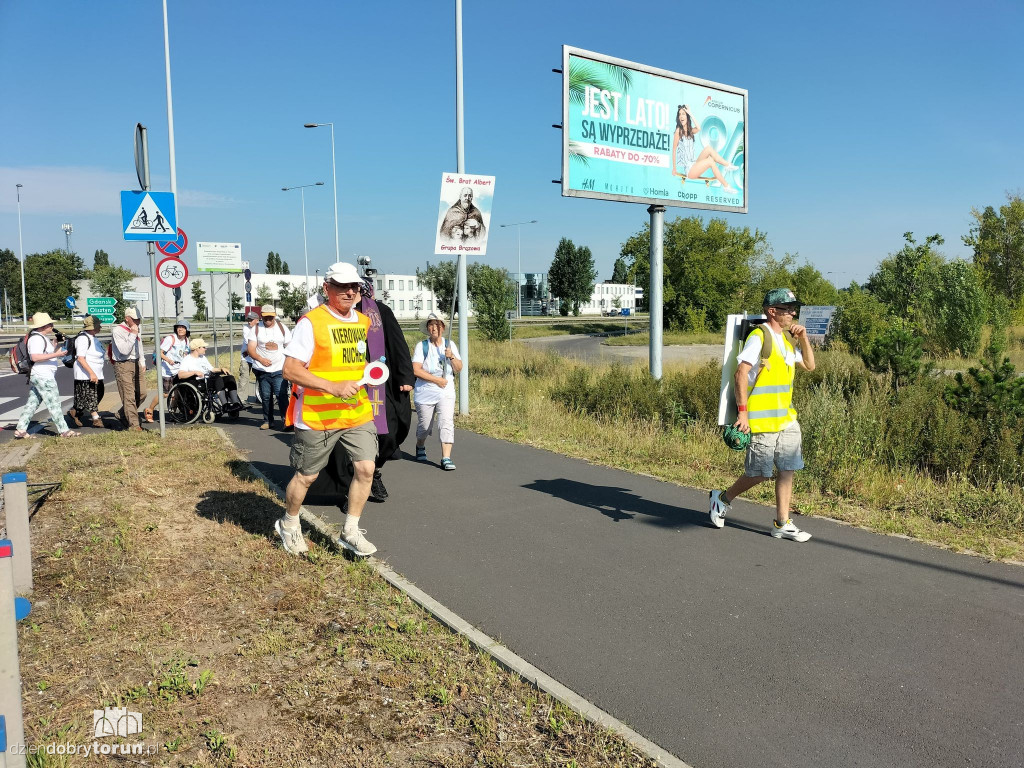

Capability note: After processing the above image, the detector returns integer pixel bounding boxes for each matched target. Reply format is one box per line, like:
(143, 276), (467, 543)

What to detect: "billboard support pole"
(454, 0), (469, 415)
(648, 205), (665, 381)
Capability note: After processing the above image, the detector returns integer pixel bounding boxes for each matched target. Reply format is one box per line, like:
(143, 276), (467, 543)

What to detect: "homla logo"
(703, 95), (741, 113)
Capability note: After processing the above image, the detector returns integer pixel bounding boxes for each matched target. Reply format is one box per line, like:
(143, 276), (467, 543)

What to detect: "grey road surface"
(220, 410), (1024, 768)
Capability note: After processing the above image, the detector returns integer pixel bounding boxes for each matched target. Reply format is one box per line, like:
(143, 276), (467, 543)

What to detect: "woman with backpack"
(14, 312), (79, 439)
(412, 313), (462, 470)
(144, 319), (190, 422)
(68, 315), (106, 429)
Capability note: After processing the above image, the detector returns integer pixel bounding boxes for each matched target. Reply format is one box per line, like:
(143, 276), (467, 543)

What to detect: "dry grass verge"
(14, 429), (656, 767)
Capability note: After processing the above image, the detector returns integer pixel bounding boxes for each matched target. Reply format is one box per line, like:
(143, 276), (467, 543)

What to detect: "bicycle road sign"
(120, 191), (177, 242)
(156, 256), (189, 289)
(156, 228), (188, 258)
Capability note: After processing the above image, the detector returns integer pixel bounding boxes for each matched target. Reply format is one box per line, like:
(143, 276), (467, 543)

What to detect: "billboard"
(434, 173), (495, 256)
(196, 242), (243, 273)
(562, 46), (747, 213)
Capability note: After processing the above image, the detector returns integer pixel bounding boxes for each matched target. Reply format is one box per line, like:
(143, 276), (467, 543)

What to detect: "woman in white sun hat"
(14, 312), (80, 439)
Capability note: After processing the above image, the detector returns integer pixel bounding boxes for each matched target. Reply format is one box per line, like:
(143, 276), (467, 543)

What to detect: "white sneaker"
(275, 518), (309, 555)
(338, 527), (377, 556)
(709, 490), (731, 528)
(771, 519), (812, 542)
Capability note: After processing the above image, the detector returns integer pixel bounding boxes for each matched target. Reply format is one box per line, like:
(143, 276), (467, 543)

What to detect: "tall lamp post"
(499, 220), (537, 318)
(282, 182), (324, 293)
(303, 122), (339, 261)
(15, 184), (26, 326)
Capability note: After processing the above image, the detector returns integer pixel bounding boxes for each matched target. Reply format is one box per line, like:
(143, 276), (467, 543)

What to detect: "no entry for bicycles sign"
(156, 255), (189, 289)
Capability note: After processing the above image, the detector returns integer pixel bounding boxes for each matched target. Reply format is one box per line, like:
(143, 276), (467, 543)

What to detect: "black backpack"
(8, 331), (43, 376)
(62, 332), (91, 368)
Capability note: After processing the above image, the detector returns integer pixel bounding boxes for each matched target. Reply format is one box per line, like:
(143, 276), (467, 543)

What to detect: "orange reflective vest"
(285, 305), (373, 431)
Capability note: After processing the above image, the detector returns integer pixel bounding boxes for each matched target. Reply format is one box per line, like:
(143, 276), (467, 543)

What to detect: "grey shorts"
(289, 421), (378, 476)
(745, 421), (804, 477)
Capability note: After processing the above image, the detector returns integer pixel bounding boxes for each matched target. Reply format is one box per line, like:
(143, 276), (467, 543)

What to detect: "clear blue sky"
(1, 0), (1022, 287)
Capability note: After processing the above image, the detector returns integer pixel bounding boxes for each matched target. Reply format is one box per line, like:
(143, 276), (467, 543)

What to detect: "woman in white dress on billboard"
(671, 105), (739, 195)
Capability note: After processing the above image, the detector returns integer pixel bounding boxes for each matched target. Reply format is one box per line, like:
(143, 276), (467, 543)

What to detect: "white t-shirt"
(159, 334), (190, 378)
(177, 354), (214, 378)
(240, 322), (257, 363)
(736, 326), (803, 388)
(250, 320), (292, 373)
(73, 333), (106, 381)
(284, 305), (360, 430)
(27, 333), (60, 381)
(412, 338), (462, 406)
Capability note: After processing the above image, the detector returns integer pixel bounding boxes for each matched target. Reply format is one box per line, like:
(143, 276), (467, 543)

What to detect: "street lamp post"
(499, 220), (538, 318)
(282, 182), (324, 293)
(15, 184), (26, 326)
(303, 123), (339, 261)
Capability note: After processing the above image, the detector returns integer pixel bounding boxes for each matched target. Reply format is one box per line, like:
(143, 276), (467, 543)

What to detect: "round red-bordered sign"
(156, 227), (188, 257)
(156, 255), (189, 289)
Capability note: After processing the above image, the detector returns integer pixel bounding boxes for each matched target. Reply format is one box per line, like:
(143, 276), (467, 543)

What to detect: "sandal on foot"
(415, 445), (428, 462)
(13, 430), (36, 440)
(143, 409), (155, 423)
(441, 457), (457, 471)
(91, 417), (104, 428)
(60, 430), (81, 438)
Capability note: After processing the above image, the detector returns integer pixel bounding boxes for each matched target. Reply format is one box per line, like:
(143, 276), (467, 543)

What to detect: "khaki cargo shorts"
(290, 421), (378, 476)
(745, 421), (804, 477)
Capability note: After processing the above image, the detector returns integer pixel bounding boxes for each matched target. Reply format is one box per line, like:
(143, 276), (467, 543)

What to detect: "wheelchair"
(166, 373), (244, 425)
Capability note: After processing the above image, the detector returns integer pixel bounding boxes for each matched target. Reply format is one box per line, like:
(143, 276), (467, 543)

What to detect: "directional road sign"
(121, 191), (177, 242)
(86, 297), (117, 322)
(65, 296), (76, 309)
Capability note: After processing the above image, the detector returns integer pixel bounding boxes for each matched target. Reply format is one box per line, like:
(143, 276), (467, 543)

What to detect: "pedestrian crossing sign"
(120, 190), (177, 242)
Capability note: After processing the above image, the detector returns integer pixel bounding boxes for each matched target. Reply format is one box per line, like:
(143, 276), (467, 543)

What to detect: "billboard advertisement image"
(562, 46), (747, 213)
(434, 173), (496, 256)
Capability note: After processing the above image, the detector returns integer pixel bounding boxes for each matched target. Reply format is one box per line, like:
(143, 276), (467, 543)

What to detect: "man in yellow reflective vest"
(274, 261), (379, 557)
(710, 288), (817, 541)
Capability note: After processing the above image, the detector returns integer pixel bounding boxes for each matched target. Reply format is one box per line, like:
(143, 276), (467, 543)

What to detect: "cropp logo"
(704, 95), (712, 106)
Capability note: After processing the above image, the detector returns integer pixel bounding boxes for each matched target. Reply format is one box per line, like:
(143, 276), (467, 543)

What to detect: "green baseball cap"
(763, 288), (802, 308)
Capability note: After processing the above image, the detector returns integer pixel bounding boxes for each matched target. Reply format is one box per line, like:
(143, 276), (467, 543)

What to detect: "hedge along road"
(522, 334), (722, 365)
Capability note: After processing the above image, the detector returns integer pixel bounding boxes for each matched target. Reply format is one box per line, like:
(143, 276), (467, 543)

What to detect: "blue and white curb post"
(0, 539), (29, 768)
(1, 475), (30, 596)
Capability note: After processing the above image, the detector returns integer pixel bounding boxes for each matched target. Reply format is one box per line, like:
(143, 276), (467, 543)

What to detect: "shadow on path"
(523, 477), (705, 527)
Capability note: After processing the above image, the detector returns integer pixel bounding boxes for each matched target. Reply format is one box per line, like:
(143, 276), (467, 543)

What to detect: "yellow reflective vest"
(745, 326), (797, 434)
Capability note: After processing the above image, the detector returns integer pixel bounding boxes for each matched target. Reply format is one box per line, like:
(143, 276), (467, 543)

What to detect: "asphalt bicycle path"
(218, 405), (1024, 768)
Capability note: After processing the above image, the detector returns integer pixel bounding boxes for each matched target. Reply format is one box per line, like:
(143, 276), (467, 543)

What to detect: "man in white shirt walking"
(110, 307), (148, 431)
(248, 305), (292, 430)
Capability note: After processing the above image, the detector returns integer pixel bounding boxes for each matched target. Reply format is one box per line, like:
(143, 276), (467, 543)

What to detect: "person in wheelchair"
(175, 338), (243, 413)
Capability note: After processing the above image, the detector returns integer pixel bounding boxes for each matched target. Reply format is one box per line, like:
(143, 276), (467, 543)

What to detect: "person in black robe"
(306, 277), (413, 504)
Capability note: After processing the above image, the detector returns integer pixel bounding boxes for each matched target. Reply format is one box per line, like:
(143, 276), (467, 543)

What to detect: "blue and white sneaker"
(441, 457), (456, 471)
(709, 490), (731, 529)
(415, 445), (428, 462)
